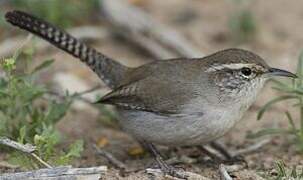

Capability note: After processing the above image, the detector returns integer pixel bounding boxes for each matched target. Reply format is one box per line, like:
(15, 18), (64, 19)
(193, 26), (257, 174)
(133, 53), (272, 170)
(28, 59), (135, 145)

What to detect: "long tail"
(5, 10), (128, 89)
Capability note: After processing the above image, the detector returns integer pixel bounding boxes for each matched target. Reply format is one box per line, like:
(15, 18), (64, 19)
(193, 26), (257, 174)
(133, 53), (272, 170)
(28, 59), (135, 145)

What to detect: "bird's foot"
(143, 142), (189, 179)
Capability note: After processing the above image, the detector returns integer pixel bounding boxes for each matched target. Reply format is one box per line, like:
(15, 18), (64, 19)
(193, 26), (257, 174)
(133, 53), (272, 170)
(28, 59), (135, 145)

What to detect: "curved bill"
(268, 68), (297, 78)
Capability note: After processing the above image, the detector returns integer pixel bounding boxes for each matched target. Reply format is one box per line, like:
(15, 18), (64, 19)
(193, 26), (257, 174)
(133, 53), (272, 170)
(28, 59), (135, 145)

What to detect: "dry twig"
(99, 0), (204, 59)
(0, 137), (36, 153)
(219, 164), (233, 180)
(0, 137), (52, 168)
(0, 165), (107, 180)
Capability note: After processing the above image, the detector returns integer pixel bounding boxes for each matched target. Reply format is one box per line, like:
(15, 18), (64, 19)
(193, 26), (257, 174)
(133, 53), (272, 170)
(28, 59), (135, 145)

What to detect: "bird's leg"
(197, 145), (223, 162)
(143, 142), (188, 179)
(209, 142), (233, 160)
(210, 142), (245, 164)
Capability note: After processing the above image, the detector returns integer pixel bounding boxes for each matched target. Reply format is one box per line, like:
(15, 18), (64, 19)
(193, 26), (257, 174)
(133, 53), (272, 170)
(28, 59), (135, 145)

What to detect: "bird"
(5, 10), (297, 179)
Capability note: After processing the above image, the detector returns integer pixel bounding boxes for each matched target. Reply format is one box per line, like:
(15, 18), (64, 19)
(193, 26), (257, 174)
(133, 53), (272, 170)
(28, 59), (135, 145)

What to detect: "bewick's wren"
(5, 10), (297, 178)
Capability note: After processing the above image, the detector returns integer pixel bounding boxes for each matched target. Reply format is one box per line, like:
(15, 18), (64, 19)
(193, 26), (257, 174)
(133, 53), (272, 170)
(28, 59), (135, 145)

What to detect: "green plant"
(0, 44), (83, 168)
(249, 51), (303, 151)
(4, 0), (99, 28)
(229, 0), (257, 43)
(266, 161), (303, 180)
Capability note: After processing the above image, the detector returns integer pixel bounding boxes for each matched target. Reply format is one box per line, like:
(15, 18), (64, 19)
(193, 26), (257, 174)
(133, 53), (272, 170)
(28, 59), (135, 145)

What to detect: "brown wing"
(97, 60), (204, 115)
(97, 77), (185, 115)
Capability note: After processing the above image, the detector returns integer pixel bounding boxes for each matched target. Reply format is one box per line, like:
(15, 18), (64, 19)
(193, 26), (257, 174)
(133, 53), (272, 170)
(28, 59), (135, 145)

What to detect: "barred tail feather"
(5, 10), (128, 88)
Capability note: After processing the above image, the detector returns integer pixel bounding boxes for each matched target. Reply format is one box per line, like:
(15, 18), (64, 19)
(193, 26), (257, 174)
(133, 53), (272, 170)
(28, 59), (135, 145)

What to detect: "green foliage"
(55, 140), (84, 165)
(229, 0), (257, 43)
(250, 51), (303, 151)
(4, 0), (99, 28)
(1, 58), (16, 71)
(0, 46), (83, 168)
(266, 161), (303, 180)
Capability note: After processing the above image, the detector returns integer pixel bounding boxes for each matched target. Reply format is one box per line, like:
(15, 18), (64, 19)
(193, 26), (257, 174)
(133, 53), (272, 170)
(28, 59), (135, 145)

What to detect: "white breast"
(117, 105), (243, 146)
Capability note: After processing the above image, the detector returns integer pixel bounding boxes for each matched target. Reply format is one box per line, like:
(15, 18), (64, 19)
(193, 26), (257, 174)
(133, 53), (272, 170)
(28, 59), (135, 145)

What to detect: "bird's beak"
(267, 68), (297, 78)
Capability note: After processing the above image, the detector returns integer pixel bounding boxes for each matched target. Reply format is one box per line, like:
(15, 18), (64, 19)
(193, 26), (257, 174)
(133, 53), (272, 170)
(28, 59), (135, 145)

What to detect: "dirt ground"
(2, 0), (303, 179)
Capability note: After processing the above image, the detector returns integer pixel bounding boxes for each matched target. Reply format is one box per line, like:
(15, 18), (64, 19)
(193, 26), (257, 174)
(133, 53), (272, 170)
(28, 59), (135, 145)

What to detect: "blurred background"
(0, 0), (302, 179)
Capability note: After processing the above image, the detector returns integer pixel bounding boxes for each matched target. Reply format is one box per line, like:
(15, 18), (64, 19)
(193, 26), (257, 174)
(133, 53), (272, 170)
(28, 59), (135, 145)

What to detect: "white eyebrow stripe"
(205, 63), (255, 72)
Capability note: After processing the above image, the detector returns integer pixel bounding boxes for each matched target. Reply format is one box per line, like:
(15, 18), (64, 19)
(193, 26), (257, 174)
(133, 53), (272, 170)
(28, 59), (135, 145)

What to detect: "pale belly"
(117, 107), (244, 146)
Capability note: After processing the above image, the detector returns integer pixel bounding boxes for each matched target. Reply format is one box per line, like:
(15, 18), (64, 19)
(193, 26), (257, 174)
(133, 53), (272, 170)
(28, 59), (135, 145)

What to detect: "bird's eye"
(241, 67), (252, 77)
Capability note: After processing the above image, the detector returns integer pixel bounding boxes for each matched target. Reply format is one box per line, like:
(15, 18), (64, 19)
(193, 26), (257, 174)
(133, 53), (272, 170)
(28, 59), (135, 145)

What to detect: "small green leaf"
(285, 111), (297, 132)
(18, 126), (27, 144)
(66, 140), (84, 158)
(247, 128), (296, 139)
(31, 59), (55, 74)
(1, 58), (16, 72)
(54, 139), (84, 165)
(45, 101), (71, 124)
(19, 86), (45, 103)
(291, 166), (297, 178)
(257, 95), (298, 120)
(276, 161), (287, 177)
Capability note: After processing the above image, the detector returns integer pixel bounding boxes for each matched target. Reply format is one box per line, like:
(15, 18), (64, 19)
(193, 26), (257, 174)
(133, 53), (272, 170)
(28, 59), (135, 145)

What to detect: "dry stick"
(0, 166), (107, 180)
(0, 137), (52, 168)
(93, 144), (127, 170)
(0, 137), (35, 153)
(99, 0), (204, 59)
(219, 164), (233, 180)
(0, 138), (108, 179)
(0, 26), (109, 58)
